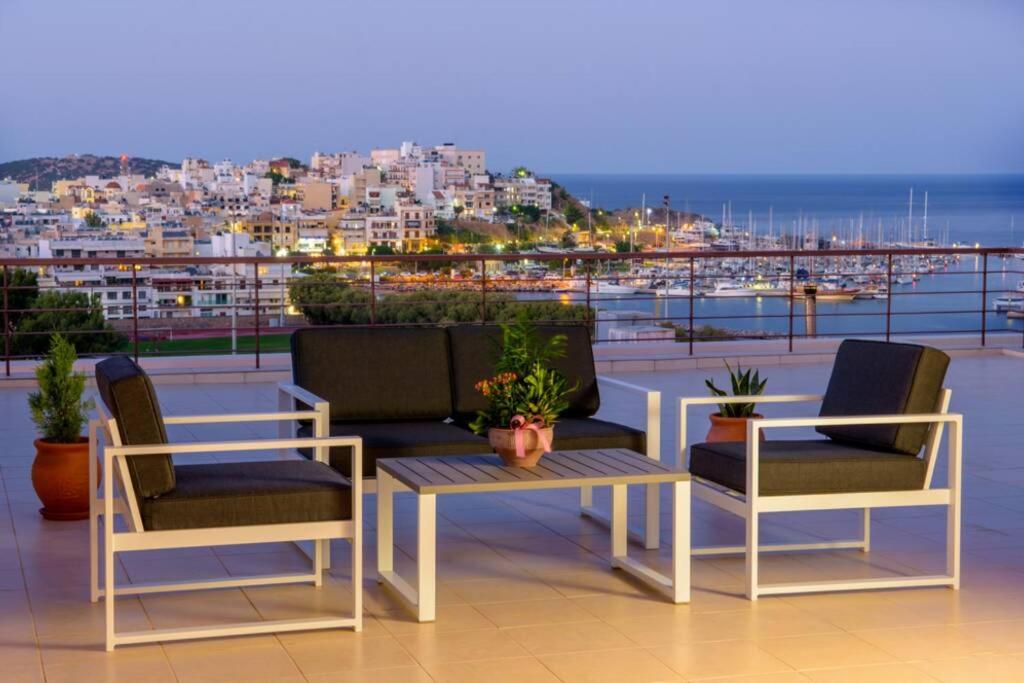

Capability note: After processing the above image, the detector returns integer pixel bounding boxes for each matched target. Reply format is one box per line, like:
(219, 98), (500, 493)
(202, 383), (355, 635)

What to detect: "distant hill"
(0, 155), (179, 190)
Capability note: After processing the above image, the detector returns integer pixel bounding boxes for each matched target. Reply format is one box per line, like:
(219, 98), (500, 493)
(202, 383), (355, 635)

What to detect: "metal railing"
(1, 246), (1022, 375)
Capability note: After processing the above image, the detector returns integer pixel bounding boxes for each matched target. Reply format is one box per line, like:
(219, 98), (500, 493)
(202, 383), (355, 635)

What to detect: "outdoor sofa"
(279, 323), (663, 549)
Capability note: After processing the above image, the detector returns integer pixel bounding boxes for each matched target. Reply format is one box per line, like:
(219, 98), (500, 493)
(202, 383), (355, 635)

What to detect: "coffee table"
(375, 448), (690, 622)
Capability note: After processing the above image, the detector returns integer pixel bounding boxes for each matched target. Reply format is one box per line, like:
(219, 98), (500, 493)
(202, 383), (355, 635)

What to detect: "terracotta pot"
(488, 426), (554, 467)
(705, 413), (766, 444)
(31, 437), (97, 521)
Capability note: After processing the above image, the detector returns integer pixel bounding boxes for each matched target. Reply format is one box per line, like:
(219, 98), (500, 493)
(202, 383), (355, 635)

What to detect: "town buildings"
(0, 141), (554, 321)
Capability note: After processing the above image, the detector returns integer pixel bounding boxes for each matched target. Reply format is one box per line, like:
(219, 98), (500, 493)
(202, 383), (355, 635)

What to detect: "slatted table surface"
(375, 448), (689, 495)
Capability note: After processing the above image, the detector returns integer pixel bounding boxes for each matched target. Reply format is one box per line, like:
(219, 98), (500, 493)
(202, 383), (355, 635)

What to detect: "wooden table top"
(375, 449), (689, 495)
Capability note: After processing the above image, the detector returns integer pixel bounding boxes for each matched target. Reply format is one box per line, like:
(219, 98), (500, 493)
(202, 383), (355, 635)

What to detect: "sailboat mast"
(923, 191), (929, 242)
(908, 187), (914, 245)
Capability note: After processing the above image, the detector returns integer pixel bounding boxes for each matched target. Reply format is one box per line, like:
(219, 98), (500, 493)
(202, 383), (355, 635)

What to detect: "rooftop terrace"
(1, 349), (1024, 681)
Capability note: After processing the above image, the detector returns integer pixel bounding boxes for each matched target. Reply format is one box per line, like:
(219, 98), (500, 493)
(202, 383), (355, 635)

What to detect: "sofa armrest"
(164, 411), (319, 426)
(277, 382), (331, 449)
(278, 382), (329, 410)
(596, 375), (660, 462)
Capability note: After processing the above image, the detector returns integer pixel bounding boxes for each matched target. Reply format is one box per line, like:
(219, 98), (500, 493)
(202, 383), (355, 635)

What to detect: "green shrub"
(28, 335), (91, 443)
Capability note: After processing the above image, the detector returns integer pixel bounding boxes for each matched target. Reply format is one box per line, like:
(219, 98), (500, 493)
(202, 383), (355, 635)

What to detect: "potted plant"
(28, 334), (95, 520)
(469, 320), (575, 467)
(704, 361), (767, 443)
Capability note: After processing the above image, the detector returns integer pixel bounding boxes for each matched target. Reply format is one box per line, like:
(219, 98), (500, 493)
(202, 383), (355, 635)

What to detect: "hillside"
(0, 155), (179, 190)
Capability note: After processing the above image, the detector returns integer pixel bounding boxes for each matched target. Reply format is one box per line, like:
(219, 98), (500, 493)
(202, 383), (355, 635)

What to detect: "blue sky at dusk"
(1, 0), (1022, 174)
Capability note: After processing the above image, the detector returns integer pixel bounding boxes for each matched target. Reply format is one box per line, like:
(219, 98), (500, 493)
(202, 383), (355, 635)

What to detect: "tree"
(288, 273), (367, 325)
(369, 244), (396, 256)
(6, 268), (39, 328)
(563, 204), (584, 226)
(508, 204), (541, 222)
(614, 240), (632, 253)
(13, 291), (122, 356)
(264, 170), (289, 186)
(560, 231), (576, 248)
(453, 205), (465, 218)
(290, 279), (591, 328)
(83, 211), (104, 228)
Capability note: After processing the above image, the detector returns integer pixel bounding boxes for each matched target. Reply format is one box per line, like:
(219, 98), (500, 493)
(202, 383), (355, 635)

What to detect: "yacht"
(993, 293), (1024, 312)
(656, 280), (694, 297)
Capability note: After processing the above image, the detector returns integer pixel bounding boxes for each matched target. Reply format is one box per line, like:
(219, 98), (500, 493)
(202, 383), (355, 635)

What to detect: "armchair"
(90, 356), (363, 650)
(680, 340), (960, 599)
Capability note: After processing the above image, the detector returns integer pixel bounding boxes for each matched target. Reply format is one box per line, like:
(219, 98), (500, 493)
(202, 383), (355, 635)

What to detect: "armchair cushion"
(291, 327), (454, 422)
(297, 420), (488, 477)
(447, 324), (601, 425)
(689, 439), (928, 496)
(139, 460), (351, 531)
(816, 339), (949, 455)
(95, 356), (176, 499)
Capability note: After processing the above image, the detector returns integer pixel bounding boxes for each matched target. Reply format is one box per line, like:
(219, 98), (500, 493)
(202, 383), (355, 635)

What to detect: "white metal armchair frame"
(89, 400), (363, 650)
(280, 377), (664, 550)
(679, 391), (961, 600)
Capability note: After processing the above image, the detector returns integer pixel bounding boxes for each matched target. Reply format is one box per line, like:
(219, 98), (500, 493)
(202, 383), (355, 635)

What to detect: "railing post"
(369, 259), (376, 325)
(980, 251), (988, 347)
(3, 265), (9, 377)
(254, 259), (261, 369)
(885, 253), (893, 342)
(585, 260), (592, 337)
(688, 257), (695, 356)
(787, 254), (795, 353)
(479, 258), (487, 324)
(131, 266), (139, 363)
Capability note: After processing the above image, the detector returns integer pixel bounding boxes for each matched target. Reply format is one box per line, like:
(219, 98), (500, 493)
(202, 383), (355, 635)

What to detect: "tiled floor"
(2, 354), (1024, 681)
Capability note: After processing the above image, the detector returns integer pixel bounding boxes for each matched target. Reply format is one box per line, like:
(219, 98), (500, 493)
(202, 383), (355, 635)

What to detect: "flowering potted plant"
(469, 320), (575, 467)
(28, 334), (96, 520)
(704, 361), (767, 443)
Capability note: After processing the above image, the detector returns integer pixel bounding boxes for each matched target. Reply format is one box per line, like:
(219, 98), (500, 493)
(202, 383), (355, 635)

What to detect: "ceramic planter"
(488, 426), (554, 467)
(31, 437), (97, 520)
(705, 413), (766, 444)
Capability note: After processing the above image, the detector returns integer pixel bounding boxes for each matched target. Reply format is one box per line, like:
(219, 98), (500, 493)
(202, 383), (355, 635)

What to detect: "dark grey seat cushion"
(689, 439), (928, 496)
(291, 326), (454, 422)
(549, 417), (646, 454)
(95, 356), (176, 499)
(447, 324), (600, 425)
(297, 420), (488, 477)
(139, 460), (352, 531)
(817, 339), (950, 455)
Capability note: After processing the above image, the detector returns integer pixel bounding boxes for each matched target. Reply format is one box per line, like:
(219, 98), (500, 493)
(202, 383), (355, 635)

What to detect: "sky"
(1, 0), (1023, 174)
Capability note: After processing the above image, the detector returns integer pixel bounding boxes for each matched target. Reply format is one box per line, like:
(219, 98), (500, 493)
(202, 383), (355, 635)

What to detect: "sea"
(545, 174), (1024, 339)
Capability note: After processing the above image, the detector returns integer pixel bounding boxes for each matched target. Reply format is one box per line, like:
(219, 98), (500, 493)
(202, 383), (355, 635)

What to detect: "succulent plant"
(705, 361), (767, 418)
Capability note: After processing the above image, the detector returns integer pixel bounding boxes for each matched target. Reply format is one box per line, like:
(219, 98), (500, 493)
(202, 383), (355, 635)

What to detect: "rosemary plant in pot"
(28, 335), (95, 520)
(704, 361), (767, 443)
(469, 321), (575, 467)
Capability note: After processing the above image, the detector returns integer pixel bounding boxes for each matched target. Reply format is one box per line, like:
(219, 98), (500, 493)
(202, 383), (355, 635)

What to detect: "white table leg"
(611, 484), (628, 560)
(376, 469), (394, 578)
(672, 480), (691, 603)
(610, 480), (690, 605)
(417, 494), (437, 622)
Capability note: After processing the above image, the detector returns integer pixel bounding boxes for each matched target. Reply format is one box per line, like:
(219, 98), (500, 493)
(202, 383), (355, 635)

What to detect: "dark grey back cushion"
(291, 326), (454, 422)
(817, 339), (950, 455)
(95, 356), (176, 499)
(447, 324), (600, 425)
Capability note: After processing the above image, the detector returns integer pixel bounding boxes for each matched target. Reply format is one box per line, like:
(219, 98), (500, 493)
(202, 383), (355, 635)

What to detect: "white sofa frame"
(279, 375), (664, 550)
(89, 399), (363, 650)
(679, 390), (961, 599)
